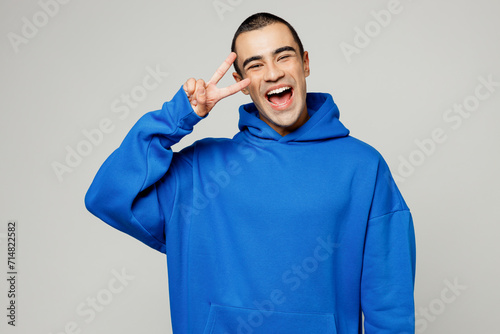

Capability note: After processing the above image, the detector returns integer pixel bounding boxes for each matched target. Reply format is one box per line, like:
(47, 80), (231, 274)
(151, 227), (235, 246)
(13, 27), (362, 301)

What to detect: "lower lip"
(267, 90), (294, 111)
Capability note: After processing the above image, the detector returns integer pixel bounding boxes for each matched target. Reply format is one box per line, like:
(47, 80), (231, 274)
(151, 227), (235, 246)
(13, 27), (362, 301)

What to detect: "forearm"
(84, 86), (203, 252)
(361, 210), (416, 333)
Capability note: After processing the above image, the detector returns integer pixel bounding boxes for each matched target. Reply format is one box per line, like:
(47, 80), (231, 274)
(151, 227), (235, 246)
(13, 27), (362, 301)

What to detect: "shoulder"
(335, 135), (387, 166)
(192, 137), (234, 149)
(176, 136), (235, 157)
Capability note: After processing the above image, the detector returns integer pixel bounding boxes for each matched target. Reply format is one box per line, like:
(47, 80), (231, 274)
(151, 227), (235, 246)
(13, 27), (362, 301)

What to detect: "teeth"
(267, 86), (291, 96)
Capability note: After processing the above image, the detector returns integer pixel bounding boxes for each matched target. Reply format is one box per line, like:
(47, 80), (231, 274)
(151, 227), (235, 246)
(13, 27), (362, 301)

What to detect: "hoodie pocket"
(202, 304), (337, 334)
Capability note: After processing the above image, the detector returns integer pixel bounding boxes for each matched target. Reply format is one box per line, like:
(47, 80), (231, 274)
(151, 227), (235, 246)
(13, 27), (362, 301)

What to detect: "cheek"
(247, 79), (261, 97)
(249, 85), (259, 98)
(289, 63), (307, 79)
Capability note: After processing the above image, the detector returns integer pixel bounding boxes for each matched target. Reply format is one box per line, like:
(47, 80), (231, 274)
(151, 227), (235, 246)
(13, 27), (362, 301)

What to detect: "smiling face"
(232, 23), (310, 136)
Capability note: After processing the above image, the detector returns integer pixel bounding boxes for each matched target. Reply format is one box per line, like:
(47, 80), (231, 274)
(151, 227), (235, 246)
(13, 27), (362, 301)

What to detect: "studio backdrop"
(1, 0), (499, 333)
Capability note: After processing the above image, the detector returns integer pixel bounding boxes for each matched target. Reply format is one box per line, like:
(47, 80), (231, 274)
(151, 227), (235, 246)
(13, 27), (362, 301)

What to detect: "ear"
(302, 51), (310, 78)
(233, 72), (250, 95)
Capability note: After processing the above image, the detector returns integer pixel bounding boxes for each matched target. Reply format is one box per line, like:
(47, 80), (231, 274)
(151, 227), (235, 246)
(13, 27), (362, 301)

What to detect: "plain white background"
(1, 0), (499, 333)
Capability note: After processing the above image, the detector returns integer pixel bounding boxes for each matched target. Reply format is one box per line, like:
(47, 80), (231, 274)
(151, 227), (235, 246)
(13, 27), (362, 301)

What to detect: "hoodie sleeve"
(84, 86), (204, 253)
(361, 157), (416, 333)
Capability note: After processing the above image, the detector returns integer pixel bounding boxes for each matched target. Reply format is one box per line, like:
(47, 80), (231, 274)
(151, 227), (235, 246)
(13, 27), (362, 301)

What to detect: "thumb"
(194, 82), (208, 117)
(197, 84), (206, 103)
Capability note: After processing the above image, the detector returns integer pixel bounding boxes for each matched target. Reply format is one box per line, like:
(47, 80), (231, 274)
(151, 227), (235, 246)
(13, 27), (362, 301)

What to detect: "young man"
(86, 13), (416, 334)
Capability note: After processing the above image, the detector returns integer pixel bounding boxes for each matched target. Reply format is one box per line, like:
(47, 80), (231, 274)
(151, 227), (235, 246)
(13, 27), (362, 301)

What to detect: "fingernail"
(192, 100), (197, 106)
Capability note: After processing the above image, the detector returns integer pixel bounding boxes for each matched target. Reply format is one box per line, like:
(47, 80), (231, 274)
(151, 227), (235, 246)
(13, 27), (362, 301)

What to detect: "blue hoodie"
(85, 87), (416, 333)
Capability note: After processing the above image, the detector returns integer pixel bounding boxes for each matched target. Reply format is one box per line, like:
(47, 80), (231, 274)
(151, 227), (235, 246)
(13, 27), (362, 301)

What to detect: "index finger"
(217, 77), (251, 100)
(207, 52), (238, 86)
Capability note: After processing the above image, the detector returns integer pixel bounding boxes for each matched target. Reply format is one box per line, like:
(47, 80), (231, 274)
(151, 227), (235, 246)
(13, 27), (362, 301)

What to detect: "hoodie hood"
(237, 92), (350, 143)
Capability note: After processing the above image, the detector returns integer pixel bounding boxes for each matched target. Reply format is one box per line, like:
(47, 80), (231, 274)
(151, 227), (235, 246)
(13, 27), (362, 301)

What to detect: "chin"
(269, 113), (302, 129)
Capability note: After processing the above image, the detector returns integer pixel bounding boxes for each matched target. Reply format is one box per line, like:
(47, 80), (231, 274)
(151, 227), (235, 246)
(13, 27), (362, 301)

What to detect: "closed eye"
(278, 53), (296, 61)
(247, 63), (262, 70)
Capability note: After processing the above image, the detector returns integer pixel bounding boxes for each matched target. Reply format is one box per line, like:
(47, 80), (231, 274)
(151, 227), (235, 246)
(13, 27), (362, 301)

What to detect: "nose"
(263, 62), (285, 82)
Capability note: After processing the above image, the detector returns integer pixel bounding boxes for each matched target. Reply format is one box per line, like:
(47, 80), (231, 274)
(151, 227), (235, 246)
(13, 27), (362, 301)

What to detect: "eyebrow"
(242, 46), (297, 70)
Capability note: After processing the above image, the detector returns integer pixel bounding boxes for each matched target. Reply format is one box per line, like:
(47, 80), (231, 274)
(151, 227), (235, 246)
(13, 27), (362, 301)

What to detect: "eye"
(248, 64), (261, 70)
(279, 55), (291, 61)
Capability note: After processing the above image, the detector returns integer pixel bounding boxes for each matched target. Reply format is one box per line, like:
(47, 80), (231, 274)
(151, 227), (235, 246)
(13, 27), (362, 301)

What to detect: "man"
(85, 12), (416, 333)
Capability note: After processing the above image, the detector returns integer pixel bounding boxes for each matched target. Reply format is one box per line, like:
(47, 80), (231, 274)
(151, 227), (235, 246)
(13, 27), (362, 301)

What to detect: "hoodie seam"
(368, 209), (410, 222)
(132, 137), (167, 251)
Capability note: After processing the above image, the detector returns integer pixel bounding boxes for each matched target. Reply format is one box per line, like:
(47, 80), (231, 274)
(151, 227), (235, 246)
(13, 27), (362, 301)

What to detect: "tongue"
(268, 90), (292, 105)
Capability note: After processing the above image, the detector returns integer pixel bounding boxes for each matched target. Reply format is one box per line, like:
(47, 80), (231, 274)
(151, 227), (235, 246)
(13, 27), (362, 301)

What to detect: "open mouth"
(266, 86), (293, 108)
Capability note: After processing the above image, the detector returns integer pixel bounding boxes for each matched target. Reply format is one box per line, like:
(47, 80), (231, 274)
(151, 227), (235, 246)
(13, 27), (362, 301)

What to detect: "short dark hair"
(231, 12), (305, 77)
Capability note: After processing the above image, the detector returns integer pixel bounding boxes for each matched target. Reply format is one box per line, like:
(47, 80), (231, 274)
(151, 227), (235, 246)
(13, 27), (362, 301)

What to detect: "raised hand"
(183, 52), (251, 117)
